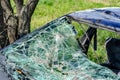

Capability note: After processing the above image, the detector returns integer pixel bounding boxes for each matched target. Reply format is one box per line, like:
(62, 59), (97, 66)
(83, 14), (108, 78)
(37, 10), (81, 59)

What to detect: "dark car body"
(0, 7), (120, 80)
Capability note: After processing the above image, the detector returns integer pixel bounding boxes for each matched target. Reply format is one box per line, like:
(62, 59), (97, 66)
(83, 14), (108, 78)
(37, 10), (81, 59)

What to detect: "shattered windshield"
(0, 17), (120, 80)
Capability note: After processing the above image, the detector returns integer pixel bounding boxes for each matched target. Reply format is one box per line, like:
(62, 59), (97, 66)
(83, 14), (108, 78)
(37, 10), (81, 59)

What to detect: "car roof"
(67, 7), (120, 33)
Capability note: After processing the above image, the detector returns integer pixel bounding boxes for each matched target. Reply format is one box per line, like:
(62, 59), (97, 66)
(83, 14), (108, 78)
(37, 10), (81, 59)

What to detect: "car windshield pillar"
(78, 27), (97, 54)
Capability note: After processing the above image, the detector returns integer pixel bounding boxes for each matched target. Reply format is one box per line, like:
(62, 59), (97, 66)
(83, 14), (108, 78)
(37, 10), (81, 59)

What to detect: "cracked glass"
(0, 16), (120, 80)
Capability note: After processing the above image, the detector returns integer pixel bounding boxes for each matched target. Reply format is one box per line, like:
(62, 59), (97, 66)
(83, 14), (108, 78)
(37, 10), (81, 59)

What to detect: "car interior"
(73, 20), (120, 75)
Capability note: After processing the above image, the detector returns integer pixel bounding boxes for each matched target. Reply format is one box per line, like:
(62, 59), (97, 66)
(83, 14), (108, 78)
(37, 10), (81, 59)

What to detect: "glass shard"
(0, 17), (120, 80)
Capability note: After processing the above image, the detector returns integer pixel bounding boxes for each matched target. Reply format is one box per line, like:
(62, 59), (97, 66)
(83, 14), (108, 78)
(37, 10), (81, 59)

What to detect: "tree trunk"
(0, 4), (7, 48)
(0, 0), (39, 48)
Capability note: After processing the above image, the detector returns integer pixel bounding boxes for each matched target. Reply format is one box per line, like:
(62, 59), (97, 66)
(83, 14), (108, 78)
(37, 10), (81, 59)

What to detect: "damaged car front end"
(0, 7), (120, 80)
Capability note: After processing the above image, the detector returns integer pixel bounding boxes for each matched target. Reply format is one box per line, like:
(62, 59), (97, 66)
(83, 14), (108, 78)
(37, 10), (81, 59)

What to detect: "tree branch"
(1, 0), (13, 14)
(25, 0), (39, 17)
(13, 0), (23, 14)
(17, 0), (39, 37)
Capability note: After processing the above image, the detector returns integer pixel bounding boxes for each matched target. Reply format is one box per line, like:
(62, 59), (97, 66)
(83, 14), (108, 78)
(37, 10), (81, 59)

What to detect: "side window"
(72, 19), (120, 64)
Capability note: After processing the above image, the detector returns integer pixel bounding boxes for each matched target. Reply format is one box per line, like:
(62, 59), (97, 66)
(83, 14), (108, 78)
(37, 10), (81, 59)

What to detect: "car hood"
(67, 7), (120, 32)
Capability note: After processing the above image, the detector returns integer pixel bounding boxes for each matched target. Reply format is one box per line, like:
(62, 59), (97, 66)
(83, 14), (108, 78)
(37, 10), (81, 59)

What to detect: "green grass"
(31, 0), (120, 63)
(31, 0), (120, 30)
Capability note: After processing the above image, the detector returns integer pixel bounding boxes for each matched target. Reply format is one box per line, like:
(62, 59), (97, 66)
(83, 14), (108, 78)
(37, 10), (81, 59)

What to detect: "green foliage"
(31, 0), (120, 30)
(31, 0), (120, 63)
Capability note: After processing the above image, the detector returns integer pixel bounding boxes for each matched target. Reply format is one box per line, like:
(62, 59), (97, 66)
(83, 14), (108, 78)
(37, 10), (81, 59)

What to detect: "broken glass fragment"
(0, 16), (120, 80)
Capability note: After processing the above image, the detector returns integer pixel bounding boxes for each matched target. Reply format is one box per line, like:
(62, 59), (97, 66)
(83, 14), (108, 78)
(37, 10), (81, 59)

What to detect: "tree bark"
(17, 0), (39, 38)
(0, 0), (39, 48)
(1, 0), (18, 44)
(0, 3), (7, 48)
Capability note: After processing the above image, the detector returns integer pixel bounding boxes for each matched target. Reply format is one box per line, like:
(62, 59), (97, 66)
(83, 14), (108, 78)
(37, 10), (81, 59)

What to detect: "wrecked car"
(0, 7), (120, 80)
